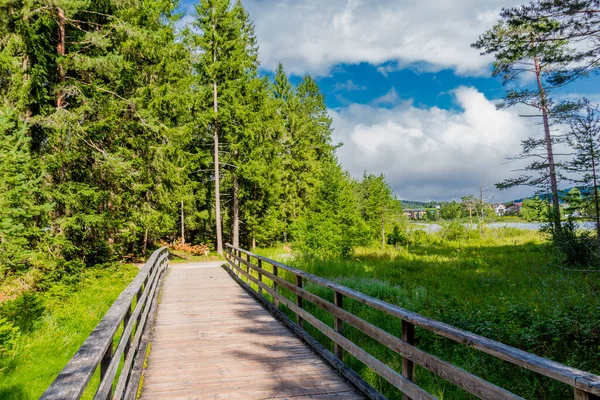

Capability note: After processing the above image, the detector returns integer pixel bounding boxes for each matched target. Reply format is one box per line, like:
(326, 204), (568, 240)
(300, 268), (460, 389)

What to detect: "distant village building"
(504, 202), (522, 216)
(403, 209), (427, 220)
(494, 203), (507, 217)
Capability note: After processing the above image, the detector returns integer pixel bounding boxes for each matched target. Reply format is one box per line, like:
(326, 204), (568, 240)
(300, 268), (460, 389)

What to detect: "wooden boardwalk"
(140, 261), (364, 400)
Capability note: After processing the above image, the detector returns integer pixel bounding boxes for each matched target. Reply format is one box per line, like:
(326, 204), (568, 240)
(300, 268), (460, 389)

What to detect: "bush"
(544, 219), (599, 268)
(0, 292), (45, 332)
(440, 221), (468, 241)
(387, 225), (408, 247)
(407, 229), (435, 246)
(0, 317), (19, 355)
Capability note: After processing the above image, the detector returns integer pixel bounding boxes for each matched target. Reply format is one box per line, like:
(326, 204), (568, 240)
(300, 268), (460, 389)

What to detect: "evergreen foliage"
(0, 109), (51, 277)
(291, 161), (369, 258)
(0, 0), (402, 290)
(521, 197), (549, 221)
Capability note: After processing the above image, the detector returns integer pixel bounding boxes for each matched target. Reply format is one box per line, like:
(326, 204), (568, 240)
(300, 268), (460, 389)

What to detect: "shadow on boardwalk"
(140, 261), (363, 400)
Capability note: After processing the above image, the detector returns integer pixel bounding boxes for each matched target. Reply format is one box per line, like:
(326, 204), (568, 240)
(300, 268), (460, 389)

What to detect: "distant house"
(404, 209), (427, 220)
(494, 203), (507, 217)
(505, 202), (522, 216)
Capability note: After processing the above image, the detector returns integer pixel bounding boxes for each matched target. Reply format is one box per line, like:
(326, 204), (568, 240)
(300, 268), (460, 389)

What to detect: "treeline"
(0, 0), (402, 288)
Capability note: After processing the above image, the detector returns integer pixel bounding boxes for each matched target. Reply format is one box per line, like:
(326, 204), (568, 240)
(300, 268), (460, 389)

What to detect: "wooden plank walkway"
(140, 261), (365, 400)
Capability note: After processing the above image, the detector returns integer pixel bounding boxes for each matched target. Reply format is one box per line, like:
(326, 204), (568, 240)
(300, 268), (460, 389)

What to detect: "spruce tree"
(291, 161), (369, 258)
(0, 108), (51, 275)
(192, 0), (259, 253)
(359, 173), (397, 250)
(270, 66), (336, 242)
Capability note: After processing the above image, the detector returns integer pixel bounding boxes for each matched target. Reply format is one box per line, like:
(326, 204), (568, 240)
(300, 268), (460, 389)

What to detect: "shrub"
(407, 229), (434, 246)
(387, 225), (408, 247)
(440, 221), (468, 241)
(544, 219), (599, 268)
(0, 292), (45, 332)
(0, 317), (19, 355)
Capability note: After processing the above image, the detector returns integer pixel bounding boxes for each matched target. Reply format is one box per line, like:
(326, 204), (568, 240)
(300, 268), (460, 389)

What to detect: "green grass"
(0, 264), (139, 400)
(255, 228), (600, 399)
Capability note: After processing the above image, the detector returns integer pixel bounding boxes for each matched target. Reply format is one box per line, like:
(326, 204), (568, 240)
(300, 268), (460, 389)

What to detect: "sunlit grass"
(0, 264), (139, 400)
(255, 227), (600, 399)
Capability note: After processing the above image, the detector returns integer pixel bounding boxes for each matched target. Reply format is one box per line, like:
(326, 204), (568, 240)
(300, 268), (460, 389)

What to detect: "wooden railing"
(224, 244), (600, 400)
(41, 247), (169, 400)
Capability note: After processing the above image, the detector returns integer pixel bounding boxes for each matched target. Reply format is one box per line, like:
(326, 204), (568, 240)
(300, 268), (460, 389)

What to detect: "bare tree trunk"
(142, 228), (148, 255)
(480, 184), (485, 234)
(381, 216), (385, 251)
(57, 7), (66, 108)
(181, 199), (185, 245)
(469, 205), (473, 227)
(534, 55), (561, 231)
(252, 235), (256, 250)
(233, 172), (239, 248)
(212, 4), (223, 255)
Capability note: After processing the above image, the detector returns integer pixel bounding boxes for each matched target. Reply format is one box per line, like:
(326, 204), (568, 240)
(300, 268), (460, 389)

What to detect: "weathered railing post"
(334, 291), (344, 359)
(246, 253), (251, 284)
(402, 320), (416, 400)
(575, 389), (600, 400)
(123, 305), (132, 357)
(296, 275), (304, 328)
(257, 259), (263, 296)
(273, 265), (279, 307)
(100, 341), (113, 400)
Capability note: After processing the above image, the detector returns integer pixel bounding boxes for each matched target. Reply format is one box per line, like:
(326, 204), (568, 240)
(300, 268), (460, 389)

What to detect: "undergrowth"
(0, 264), (138, 399)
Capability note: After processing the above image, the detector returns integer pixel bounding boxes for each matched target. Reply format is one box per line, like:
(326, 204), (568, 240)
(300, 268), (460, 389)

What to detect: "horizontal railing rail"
(41, 247), (169, 400)
(224, 243), (600, 400)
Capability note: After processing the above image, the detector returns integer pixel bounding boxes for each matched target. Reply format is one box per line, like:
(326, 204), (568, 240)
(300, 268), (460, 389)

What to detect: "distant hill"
(401, 187), (591, 209)
(512, 187), (592, 204)
(400, 200), (439, 209)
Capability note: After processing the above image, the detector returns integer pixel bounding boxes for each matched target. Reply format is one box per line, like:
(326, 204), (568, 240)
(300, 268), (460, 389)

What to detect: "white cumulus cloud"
(243, 0), (524, 76)
(330, 86), (542, 201)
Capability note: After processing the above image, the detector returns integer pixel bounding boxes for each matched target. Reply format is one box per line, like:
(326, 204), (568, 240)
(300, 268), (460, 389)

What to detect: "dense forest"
(0, 0), (403, 293)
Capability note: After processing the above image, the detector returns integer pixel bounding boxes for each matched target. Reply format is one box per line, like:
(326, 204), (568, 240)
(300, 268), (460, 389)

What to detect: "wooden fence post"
(123, 305), (132, 357)
(246, 253), (251, 284)
(258, 259), (263, 296)
(402, 320), (415, 400)
(296, 275), (304, 328)
(100, 341), (113, 400)
(273, 265), (279, 308)
(334, 291), (344, 359)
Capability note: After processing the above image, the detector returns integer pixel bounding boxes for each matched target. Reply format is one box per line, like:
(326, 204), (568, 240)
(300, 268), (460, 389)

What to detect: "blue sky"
(180, 0), (600, 202)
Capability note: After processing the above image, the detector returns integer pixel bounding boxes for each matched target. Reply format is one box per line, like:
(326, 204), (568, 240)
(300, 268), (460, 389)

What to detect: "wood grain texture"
(140, 262), (364, 400)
